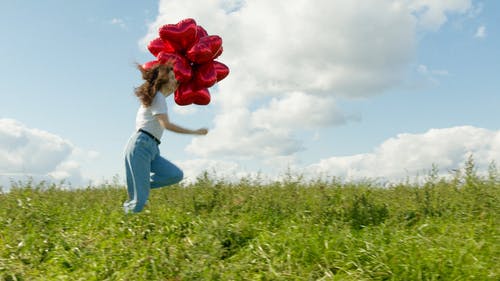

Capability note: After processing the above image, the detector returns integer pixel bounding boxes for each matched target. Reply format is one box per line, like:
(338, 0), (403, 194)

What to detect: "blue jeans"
(123, 131), (183, 213)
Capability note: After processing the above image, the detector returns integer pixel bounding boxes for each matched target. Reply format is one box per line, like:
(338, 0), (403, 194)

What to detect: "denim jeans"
(123, 131), (183, 213)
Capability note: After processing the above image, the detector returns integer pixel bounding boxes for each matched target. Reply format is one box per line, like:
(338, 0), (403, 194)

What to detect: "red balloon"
(213, 46), (223, 60)
(142, 60), (160, 70)
(158, 52), (192, 82)
(192, 62), (217, 88)
(196, 25), (208, 41)
(213, 61), (230, 81)
(147, 37), (175, 57)
(175, 83), (211, 106)
(186, 35), (223, 64)
(159, 18), (198, 52)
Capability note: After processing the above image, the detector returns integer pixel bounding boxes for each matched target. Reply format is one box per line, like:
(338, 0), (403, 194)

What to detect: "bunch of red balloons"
(144, 18), (230, 106)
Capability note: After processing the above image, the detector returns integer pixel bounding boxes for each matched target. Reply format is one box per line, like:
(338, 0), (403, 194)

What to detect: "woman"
(123, 63), (207, 213)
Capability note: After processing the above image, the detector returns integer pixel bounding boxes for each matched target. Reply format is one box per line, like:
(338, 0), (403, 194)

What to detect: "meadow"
(0, 159), (498, 280)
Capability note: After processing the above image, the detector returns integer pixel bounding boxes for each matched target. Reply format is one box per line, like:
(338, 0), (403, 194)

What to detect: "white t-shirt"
(135, 92), (167, 140)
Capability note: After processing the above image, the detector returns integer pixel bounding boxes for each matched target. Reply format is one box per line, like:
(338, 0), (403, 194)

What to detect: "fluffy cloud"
(251, 92), (353, 131)
(144, 0), (417, 99)
(144, 0), (473, 97)
(187, 92), (354, 159)
(177, 158), (243, 183)
(0, 119), (98, 187)
(307, 126), (500, 181)
(48, 161), (84, 185)
(177, 157), (295, 184)
(0, 119), (73, 174)
(186, 108), (303, 158)
(143, 0), (477, 163)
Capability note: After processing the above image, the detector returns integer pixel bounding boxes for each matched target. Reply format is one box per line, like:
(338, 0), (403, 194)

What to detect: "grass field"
(1, 161), (499, 280)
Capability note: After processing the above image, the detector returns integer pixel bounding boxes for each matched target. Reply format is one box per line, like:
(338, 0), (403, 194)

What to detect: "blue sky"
(1, 0), (499, 187)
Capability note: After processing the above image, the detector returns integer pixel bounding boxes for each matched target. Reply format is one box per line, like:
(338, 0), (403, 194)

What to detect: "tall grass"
(0, 162), (498, 280)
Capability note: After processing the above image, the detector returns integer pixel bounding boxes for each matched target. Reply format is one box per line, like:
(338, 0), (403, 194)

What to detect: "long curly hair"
(135, 63), (174, 107)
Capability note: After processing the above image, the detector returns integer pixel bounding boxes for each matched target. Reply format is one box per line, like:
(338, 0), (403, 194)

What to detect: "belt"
(138, 129), (161, 145)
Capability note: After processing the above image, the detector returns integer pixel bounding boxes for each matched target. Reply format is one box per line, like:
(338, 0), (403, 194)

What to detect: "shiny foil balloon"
(146, 18), (230, 106)
(159, 18), (198, 52)
(158, 52), (192, 83)
(147, 37), (175, 57)
(213, 61), (230, 81)
(192, 62), (217, 88)
(174, 83), (211, 106)
(187, 35), (222, 64)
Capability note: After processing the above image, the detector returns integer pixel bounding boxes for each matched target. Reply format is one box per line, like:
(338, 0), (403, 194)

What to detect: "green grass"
(0, 165), (499, 280)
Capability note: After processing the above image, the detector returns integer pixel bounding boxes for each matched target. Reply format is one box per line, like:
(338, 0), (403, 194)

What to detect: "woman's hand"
(195, 128), (208, 135)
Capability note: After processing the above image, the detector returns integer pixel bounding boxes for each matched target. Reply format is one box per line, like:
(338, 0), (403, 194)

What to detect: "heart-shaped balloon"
(158, 52), (192, 82)
(147, 37), (175, 57)
(175, 83), (211, 106)
(159, 18), (198, 53)
(186, 35), (222, 64)
(192, 62), (217, 88)
(213, 61), (230, 81)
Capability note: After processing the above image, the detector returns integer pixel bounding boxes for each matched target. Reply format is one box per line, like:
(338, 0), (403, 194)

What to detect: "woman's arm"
(155, 113), (208, 135)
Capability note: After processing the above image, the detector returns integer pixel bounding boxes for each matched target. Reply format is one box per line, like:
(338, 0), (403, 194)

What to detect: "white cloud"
(251, 92), (352, 131)
(177, 158), (242, 183)
(474, 25), (486, 38)
(186, 108), (303, 158)
(0, 119), (73, 174)
(306, 126), (500, 181)
(172, 105), (199, 115)
(142, 0), (421, 99)
(409, 0), (473, 30)
(177, 157), (296, 184)
(49, 160), (83, 184)
(0, 119), (98, 187)
(189, 92), (354, 159)
(142, 0), (477, 163)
